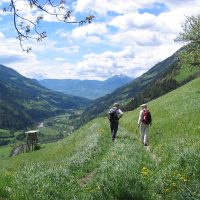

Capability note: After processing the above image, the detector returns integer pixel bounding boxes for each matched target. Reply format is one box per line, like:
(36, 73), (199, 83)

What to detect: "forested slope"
(0, 64), (90, 130)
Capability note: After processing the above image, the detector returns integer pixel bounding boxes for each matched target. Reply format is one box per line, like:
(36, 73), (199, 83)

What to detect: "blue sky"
(0, 0), (200, 80)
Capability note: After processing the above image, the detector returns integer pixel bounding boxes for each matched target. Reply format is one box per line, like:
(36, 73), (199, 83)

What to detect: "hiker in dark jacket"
(138, 104), (152, 146)
(108, 103), (123, 141)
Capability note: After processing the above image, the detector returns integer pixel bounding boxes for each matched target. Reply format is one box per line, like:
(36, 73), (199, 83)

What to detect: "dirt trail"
(145, 145), (160, 164)
(10, 144), (26, 157)
(79, 171), (96, 187)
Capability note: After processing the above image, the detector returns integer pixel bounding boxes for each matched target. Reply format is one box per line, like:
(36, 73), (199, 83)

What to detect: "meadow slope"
(0, 78), (200, 200)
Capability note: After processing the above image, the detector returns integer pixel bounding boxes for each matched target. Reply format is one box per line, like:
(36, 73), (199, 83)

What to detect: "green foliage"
(0, 129), (13, 138)
(0, 112), (76, 146)
(176, 15), (200, 44)
(0, 129), (15, 146)
(36, 114), (75, 143)
(38, 127), (64, 143)
(174, 66), (199, 82)
(175, 15), (200, 68)
(0, 138), (15, 146)
(0, 145), (12, 159)
(33, 144), (41, 151)
(0, 78), (199, 199)
(42, 114), (74, 136)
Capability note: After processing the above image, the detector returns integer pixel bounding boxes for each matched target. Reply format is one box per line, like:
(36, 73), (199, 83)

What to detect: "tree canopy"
(175, 15), (200, 68)
(3, 0), (94, 52)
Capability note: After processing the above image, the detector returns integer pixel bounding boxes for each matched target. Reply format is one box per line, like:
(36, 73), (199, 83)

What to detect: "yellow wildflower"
(172, 182), (176, 187)
(164, 188), (170, 193)
(141, 167), (149, 176)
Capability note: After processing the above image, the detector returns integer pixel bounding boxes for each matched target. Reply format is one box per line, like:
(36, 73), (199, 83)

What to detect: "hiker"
(108, 103), (123, 141)
(138, 104), (152, 146)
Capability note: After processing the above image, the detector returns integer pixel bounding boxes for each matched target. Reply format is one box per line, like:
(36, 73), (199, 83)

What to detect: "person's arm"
(117, 109), (123, 119)
(108, 108), (112, 121)
(138, 110), (143, 126)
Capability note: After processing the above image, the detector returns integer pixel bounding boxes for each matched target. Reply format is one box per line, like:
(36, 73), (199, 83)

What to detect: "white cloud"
(54, 57), (67, 62)
(75, 0), (156, 15)
(86, 36), (101, 43)
(110, 12), (157, 30)
(0, 31), (4, 38)
(55, 45), (80, 54)
(0, 0), (10, 5)
(55, 29), (70, 39)
(0, 0), (200, 81)
(107, 30), (162, 47)
(55, 23), (107, 44)
(164, 0), (200, 9)
(75, 0), (93, 13)
(71, 22), (108, 40)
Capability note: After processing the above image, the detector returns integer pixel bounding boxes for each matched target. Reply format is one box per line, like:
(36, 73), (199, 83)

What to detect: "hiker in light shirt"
(138, 104), (152, 146)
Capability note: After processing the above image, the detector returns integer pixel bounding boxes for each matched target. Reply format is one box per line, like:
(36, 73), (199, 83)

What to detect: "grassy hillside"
(0, 78), (199, 200)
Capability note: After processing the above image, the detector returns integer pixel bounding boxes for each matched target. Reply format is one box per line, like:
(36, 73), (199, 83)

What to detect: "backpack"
(108, 109), (118, 121)
(142, 110), (152, 124)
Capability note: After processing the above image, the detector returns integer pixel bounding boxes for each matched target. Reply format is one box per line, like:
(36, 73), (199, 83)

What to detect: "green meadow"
(0, 78), (199, 200)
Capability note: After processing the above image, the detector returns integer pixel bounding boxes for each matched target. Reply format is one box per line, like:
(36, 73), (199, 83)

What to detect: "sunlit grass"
(0, 145), (12, 159)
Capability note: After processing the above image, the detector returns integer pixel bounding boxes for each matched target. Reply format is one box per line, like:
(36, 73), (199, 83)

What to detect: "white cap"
(113, 102), (119, 107)
(140, 104), (147, 108)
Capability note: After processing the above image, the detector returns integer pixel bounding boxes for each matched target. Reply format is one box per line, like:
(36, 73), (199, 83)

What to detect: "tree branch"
(3, 0), (94, 52)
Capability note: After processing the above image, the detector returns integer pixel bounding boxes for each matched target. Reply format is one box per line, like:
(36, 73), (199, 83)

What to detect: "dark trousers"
(110, 120), (119, 141)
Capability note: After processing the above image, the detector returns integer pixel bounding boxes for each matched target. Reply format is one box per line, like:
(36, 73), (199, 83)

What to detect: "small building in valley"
(25, 130), (39, 152)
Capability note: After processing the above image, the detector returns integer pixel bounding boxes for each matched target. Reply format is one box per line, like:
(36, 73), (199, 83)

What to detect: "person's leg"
(143, 125), (149, 145)
(112, 121), (119, 141)
(110, 122), (114, 139)
(140, 123), (145, 144)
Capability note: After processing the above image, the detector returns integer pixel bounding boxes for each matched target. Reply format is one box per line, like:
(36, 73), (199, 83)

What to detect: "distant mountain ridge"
(0, 64), (90, 130)
(38, 75), (133, 99)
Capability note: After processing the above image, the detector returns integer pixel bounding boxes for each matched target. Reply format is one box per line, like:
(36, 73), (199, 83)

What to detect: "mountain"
(0, 64), (91, 130)
(73, 48), (200, 129)
(38, 75), (133, 99)
(0, 78), (199, 199)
